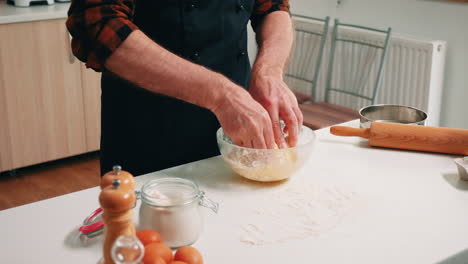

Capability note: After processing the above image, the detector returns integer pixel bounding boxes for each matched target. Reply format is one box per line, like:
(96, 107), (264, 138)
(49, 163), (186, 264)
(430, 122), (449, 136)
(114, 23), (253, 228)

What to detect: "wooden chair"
(299, 19), (392, 129)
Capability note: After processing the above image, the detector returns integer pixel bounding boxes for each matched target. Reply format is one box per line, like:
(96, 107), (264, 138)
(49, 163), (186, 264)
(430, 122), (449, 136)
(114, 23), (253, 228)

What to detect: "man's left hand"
(249, 66), (303, 148)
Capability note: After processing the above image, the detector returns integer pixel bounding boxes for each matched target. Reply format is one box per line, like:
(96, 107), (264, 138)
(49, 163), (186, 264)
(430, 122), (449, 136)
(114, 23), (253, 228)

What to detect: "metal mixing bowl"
(359, 104), (427, 128)
(216, 126), (316, 182)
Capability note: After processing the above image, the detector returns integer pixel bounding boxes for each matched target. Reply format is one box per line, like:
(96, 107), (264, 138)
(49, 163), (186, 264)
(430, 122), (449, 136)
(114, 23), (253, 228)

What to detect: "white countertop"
(1, 120), (468, 263)
(0, 0), (69, 24)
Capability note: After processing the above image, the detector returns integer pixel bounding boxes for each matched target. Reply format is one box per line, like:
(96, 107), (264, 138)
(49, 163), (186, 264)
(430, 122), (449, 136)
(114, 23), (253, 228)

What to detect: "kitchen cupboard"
(80, 64), (101, 152)
(0, 18), (101, 172)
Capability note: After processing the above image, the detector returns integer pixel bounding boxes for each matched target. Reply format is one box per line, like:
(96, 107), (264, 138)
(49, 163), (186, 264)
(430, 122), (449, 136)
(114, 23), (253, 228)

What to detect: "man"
(67, 0), (302, 176)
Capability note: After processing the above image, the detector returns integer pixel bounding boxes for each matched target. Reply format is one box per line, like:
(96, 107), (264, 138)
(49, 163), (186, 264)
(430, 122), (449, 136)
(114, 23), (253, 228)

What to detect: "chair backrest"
(325, 19), (392, 109)
(284, 15), (330, 100)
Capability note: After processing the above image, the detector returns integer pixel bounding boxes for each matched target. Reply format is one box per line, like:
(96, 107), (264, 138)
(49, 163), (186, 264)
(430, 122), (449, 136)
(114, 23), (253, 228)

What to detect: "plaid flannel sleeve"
(251, 0), (290, 31)
(66, 0), (139, 71)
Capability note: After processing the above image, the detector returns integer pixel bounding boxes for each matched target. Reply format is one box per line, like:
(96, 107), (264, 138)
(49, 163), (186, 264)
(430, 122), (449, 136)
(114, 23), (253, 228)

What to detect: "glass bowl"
(216, 126), (316, 182)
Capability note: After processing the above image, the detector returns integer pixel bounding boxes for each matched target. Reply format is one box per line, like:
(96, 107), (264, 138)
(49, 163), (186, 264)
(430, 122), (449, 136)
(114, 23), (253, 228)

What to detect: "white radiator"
(316, 33), (447, 126)
(312, 27), (447, 127)
(379, 36), (446, 127)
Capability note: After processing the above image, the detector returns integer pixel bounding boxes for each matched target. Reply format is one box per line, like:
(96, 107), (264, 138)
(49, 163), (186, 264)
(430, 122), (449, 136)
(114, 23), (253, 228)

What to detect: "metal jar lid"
(140, 177), (219, 212)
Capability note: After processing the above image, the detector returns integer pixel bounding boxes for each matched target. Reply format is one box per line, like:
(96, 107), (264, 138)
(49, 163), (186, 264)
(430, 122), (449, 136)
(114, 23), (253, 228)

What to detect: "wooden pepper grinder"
(101, 165), (135, 190)
(99, 178), (137, 264)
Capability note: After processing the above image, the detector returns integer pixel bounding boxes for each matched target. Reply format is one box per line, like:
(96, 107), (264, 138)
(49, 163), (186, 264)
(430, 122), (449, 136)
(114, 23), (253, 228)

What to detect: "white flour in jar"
(139, 188), (203, 248)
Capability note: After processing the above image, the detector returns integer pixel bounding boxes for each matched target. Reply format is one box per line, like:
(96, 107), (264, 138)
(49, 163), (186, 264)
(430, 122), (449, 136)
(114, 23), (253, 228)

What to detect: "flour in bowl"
(225, 147), (301, 182)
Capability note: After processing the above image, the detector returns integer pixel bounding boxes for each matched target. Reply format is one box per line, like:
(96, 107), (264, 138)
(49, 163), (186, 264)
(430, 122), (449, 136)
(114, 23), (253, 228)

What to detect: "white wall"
(248, 0), (468, 129)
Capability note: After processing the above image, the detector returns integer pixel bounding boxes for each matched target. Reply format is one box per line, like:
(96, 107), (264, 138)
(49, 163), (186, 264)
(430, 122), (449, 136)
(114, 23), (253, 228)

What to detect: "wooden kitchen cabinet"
(81, 64), (101, 152)
(0, 18), (101, 172)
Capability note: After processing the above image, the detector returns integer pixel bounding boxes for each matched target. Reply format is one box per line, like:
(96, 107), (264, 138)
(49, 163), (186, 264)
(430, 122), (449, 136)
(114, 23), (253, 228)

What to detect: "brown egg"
(136, 229), (163, 246)
(143, 243), (173, 264)
(174, 246), (203, 264)
(143, 256), (167, 264)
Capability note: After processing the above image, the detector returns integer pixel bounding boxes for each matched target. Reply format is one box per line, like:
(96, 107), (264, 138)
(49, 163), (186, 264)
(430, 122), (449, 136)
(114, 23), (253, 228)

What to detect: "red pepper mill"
(99, 166), (136, 264)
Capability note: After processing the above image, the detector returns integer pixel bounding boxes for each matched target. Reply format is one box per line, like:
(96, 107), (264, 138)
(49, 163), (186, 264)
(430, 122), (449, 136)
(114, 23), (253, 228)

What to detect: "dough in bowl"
(224, 146), (299, 182)
(217, 126), (316, 182)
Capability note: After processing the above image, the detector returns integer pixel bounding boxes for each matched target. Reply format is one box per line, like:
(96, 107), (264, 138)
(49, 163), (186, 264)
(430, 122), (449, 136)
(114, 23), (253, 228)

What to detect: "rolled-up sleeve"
(251, 0), (290, 31)
(66, 0), (139, 71)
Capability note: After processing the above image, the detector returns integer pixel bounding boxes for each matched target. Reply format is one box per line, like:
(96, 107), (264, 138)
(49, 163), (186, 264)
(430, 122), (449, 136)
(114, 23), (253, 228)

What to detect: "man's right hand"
(212, 87), (276, 149)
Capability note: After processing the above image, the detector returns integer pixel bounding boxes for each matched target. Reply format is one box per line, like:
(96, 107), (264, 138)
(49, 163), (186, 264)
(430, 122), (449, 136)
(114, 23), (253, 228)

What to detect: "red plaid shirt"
(66, 0), (290, 71)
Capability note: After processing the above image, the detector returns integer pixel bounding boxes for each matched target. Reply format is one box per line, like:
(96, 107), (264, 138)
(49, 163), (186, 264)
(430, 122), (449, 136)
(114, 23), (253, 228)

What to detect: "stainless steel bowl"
(359, 104), (427, 128)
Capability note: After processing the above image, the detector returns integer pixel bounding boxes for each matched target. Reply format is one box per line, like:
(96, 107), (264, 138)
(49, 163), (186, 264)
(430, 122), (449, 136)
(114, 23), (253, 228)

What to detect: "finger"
(250, 127), (266, 149)
(263, 123), (276, 149)
(232, 137), (245, 147)
(288, 90), (304, 127)
(280, 107), (299, 147)
(251, 134), (266, 149)
(293, 105), (303, 128)
(239, 141), (245, 147)
(267, 107), (287, 148)
(262, 113), (276, 149)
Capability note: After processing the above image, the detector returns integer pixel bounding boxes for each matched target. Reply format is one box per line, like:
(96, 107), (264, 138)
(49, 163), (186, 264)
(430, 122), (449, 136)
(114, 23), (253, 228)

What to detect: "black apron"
(100, 0), (254, 176)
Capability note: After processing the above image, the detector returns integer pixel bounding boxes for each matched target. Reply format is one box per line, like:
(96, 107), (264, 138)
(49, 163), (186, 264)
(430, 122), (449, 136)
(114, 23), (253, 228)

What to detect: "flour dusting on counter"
(239, 181), (359, 245)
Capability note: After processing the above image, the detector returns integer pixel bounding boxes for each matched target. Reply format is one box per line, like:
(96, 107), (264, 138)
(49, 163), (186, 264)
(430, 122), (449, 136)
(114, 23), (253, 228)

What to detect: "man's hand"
(213, 86), (276, 149)
(250, 11), (301, 147)
(249, 66), (303, 148)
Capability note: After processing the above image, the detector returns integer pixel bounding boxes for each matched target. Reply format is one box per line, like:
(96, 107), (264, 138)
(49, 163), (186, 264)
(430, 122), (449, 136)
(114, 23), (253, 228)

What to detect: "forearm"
(105, 30), (244, 112)
(253, 11), (293, 75)
(249, 10), (302, 147)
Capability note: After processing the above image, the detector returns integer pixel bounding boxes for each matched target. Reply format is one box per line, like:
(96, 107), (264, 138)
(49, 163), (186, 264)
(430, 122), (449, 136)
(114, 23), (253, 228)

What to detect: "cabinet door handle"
(68, 33), (76, 64)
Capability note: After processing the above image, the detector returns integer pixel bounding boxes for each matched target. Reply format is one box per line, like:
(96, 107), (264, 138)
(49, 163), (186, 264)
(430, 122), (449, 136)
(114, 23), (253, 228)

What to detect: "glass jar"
(139, 177), (218, 248)
(111, 235), (145, 264)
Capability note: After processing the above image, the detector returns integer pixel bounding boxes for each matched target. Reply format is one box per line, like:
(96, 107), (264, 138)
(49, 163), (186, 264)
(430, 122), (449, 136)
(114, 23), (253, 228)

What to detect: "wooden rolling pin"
(330, 122), (468, 155)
